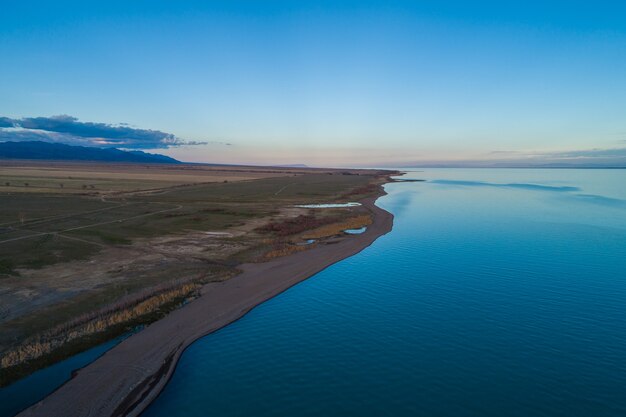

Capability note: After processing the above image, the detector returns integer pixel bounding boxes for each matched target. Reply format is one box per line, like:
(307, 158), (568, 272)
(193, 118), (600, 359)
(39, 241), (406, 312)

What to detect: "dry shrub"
(303, 215), (372, 239)
(256, 215), (339, 237)
(343, 183), (379, 197)
(0, 280), (200, 369)
(264, 244), (307, 259)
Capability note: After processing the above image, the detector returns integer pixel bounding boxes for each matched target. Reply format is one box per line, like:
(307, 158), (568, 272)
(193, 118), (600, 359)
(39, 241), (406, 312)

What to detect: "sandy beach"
(18, 190), (393, 417)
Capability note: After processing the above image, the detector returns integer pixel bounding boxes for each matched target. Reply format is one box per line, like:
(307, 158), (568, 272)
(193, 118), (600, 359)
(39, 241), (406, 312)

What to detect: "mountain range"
(0, 141), (179, 164)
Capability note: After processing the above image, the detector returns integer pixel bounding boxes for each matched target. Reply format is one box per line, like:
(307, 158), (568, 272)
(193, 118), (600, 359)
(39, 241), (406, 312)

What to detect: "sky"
(1, 1), (626, 167)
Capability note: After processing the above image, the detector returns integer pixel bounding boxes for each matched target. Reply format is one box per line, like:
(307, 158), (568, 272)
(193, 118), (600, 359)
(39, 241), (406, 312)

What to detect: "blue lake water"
(4, 169), (625, 417)
(143, 169), (626, 417)
(0, 335), (127, 417)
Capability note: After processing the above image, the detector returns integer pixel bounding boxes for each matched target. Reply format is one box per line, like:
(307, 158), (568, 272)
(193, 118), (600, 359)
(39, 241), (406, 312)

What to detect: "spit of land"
(0, 160), (396, 392)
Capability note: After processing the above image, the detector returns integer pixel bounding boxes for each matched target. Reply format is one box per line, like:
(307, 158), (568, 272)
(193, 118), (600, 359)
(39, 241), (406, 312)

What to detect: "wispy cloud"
(545, 148), (626, 159)
(390, 147), (626, 168)
(486, 147), (626, 161)
(0, 115), (221, 149)
(488, 150), (520, 155)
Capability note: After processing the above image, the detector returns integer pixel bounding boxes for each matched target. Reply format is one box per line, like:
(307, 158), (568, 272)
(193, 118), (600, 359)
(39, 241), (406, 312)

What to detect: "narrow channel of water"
(0, 335), (127, 417)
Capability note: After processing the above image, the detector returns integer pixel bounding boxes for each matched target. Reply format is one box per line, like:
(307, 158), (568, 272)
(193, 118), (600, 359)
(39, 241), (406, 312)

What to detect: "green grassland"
(0, 175), (177, 193)
(0, 165), (391, 384)
(0, 172), (375, 273)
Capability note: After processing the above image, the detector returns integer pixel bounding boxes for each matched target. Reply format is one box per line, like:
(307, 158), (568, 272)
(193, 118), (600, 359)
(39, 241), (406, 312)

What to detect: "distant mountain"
(0, 141), (180, 164)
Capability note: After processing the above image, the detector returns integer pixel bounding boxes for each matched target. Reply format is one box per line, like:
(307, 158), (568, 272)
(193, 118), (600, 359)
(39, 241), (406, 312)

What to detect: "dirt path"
(19, 192), (393, 417)
(0, 201), (126, 229)
(274, 182), (294, 195)
(0, 203), (182, 245)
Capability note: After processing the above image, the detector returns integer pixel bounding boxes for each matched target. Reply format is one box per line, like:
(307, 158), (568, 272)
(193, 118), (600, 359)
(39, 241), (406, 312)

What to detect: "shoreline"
(19, 186), (394, 417)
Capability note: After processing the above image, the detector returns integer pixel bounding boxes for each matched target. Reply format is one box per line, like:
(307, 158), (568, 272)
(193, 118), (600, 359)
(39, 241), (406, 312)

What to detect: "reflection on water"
(431, 179), (581, 192)
(145, 169), (626, 417)
(0, 334), (128, 417)
(430, 178), (626, 208)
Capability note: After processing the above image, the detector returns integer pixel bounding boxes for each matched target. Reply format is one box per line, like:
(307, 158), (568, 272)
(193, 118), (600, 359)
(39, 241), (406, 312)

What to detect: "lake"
(0, 334), (128, 417)
(143, 168), (626, 417)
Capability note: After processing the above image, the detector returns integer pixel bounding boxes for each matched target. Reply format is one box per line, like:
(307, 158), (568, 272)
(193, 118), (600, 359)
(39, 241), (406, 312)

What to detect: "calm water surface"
(0, 335), (126, 417)
(144, 169), (626, 417)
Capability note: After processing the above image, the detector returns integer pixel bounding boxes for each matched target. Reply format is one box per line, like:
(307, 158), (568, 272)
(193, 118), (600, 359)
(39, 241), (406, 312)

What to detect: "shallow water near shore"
(0, 334), (127, 417)
(144, 168), (626, 417)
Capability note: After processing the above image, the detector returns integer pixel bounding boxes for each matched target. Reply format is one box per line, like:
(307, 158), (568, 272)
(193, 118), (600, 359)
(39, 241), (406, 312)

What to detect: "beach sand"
(18, 191), (393, 417)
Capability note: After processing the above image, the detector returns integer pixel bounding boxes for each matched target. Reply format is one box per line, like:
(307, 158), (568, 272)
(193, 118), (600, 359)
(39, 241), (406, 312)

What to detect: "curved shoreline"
(19, 188), (394, 417)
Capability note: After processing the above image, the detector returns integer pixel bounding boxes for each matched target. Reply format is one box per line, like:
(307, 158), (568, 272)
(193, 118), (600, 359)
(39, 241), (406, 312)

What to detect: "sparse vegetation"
(256, 215), (340, 236)
(343, 183), (379, 198)
(303, 214), (372, 239)
(263, 243), (308, 259)
(0, 259), (18, 276)
(0, 161), (393, 385)
(1, 280), (199, 371)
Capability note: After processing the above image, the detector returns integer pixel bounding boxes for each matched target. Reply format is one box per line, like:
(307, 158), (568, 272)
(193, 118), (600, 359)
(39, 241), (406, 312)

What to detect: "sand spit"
(19, 191), (393, 417)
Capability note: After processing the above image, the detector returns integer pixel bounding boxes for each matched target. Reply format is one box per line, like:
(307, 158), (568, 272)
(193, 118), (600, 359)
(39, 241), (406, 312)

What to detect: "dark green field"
(0, 172), (374, 273)
(0, 163), (391, 384)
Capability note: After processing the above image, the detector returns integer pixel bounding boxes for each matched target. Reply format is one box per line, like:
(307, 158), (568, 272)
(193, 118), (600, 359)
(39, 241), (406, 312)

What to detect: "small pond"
(343, 226), (367, 235)
(294, 203), (361, 208)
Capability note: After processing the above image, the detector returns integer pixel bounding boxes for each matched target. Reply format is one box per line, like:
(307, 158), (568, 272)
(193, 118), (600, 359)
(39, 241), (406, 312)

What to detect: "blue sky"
(1, 1), (626, 166)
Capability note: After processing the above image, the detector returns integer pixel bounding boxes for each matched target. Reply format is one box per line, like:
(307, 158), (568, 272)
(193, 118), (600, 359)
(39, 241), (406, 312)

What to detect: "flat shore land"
(18, 192), (393, 417)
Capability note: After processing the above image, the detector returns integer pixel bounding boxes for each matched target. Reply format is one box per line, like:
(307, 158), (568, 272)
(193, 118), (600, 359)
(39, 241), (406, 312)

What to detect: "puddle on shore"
(295, 203), (361, 208)
(296, 239), (316, 246)
(344, 227), (367, 235)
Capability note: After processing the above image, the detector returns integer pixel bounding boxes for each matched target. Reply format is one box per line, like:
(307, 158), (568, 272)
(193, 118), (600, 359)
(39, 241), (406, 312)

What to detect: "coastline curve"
(18, 186), (394, 417)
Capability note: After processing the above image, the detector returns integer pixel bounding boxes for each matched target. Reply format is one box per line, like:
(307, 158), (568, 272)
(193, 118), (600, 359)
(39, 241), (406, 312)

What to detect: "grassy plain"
(0, 160), (392, 384)
(0, 161), (293, 193)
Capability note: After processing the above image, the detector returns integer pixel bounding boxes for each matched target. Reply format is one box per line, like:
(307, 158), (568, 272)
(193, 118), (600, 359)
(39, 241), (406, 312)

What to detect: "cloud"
(0, 115), (214, 149)
(394, 146), (626, 168)
(488, 150), (520, 155)
(545, 147), (626, 159)
(482, 147), (626, 167)
(185, 140), (231, 146)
